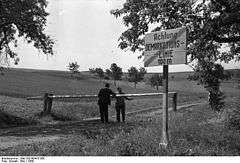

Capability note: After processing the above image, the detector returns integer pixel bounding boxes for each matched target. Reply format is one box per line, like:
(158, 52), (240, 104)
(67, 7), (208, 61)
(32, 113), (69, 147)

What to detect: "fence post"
(46, 93), (53, 115)
(43, 93), (49, 115)
(172, 92), (177, 112)
(42, 93), (53, 116)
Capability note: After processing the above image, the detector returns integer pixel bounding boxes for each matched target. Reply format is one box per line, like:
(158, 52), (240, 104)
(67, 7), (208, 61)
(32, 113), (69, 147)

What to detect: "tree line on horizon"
(67, 60), (165, 89)
(89, 63), (148, 89)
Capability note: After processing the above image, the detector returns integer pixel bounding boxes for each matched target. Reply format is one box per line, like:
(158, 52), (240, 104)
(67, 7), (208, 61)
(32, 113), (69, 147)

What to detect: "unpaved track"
(0, 102), (205, 150)
(0, 119), (145, 150)
(0, 136), (59, 150)
(0, 119), (139, 137)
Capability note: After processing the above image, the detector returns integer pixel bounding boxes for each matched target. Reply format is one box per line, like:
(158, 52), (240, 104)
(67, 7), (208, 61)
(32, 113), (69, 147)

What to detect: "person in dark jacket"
(115, 87), (132, 122)
(98, 83), (116, 123)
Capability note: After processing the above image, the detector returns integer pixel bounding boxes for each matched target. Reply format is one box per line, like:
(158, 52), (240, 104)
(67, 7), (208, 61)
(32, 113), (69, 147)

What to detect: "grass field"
(0, 68), (239, 156)
(0, 68), (208, 125)
(0, 68), (160, 98)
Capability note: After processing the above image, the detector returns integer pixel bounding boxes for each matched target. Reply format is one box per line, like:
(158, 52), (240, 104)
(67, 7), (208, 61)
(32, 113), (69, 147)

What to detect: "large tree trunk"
(134, 82), (137, 89)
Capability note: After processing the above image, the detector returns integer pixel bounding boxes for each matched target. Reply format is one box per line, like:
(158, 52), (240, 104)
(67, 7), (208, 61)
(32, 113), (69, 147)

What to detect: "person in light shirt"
(115, 87), (132, 122)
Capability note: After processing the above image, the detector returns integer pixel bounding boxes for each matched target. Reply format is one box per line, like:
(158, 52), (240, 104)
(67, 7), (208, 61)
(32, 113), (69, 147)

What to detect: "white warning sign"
(144, 27), (187, 67)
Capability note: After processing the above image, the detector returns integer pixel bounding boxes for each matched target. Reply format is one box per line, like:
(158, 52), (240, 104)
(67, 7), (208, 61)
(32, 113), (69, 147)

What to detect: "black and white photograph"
(0, 0), (240, 159)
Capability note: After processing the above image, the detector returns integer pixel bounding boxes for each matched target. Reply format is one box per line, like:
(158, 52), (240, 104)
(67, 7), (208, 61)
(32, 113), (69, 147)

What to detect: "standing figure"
(97, 83), (116, 123)
(115, 87), (132, 122)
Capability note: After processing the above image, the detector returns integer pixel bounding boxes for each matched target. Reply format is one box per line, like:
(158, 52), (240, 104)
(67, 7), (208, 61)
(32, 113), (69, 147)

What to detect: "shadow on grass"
(0, 111), (38, 128)
(0, 110), (77, 129)
(36, 112), (74, 122)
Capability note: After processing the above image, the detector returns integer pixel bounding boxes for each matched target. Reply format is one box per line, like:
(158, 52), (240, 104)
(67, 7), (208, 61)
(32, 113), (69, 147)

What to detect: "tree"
(105, 69), (112, 78)
(111, 0), (240, 112)
(127, 66), (146, 88)
(67, 62), (80, 74)
(0, 0), (54, 67)
(104, 68), (111, 80)
(110, 63), (123, 86)
(149, 74), (163, 90)
(189, 63), (232, 111)
(95, 68), (104, 79)
(89, 68), (96, 74)
(88, 67), (104, 79)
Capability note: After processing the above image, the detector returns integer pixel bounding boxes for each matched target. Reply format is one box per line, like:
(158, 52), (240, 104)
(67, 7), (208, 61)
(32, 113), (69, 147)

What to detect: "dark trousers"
(99, 104), (109, 123)
(116, 105), (125, 122)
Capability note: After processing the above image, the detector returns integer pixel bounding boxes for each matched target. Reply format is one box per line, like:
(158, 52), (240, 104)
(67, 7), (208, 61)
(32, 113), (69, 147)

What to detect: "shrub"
(225, 107), (240, 130)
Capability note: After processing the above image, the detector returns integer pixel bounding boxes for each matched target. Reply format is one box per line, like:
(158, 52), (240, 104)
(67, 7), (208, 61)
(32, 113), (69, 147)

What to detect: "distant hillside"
(226, 69), (240, 78)
(0, 68), (158, 98)
(1, 67), (238, 98)
(144, 71), (194, 80)
(144, 69), (240, 80)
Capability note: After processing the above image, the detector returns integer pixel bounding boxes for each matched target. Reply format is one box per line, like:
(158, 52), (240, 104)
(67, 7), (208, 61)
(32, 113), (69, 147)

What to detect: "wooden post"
(160, 65), (169, 148)
(42, 93), (53, 116)
(43, 93), (49, 115)
(172, 92), (177, 112)
(46, 93), (53, 115)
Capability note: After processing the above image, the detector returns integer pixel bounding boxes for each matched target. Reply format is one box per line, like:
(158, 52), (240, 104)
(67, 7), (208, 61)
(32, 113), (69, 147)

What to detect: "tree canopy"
(95, 68), (105, 79)
(67, 62), (80, 74)
(105, 69), (112, 78)
(111, 0), (240, 111)
(149, 74), (163, 90)
(110, 63), (123, 85)
(0, 0), (54, 66)
(128, 66), (146, 88)
(111, 0), (240, 57)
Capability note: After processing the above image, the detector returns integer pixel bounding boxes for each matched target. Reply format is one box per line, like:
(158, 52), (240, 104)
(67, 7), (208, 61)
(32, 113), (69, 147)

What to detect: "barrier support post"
(173, 92), (177, 112)
(42, 93), (53, 116)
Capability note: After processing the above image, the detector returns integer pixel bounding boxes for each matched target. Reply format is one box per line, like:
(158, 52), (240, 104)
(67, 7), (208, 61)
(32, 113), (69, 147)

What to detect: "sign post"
(161, 64), (169, 147)
(144, 27), (186, 148)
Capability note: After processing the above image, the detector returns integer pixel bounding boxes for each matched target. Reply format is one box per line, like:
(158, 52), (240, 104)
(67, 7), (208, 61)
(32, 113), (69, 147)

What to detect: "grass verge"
(1, 98), (240, 156)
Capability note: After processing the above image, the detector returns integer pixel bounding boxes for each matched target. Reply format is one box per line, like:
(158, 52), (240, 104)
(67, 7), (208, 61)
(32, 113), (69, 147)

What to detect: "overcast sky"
(11, 0), (240, 72)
